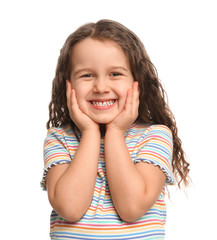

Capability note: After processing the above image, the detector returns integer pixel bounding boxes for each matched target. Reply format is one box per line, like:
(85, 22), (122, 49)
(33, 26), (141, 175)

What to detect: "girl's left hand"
(106, 81), (139, 133)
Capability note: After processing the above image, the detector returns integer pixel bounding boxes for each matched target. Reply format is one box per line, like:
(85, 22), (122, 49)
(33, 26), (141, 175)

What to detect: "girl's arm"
(46, 81), (100, 222)
(105, 82), (166, 222)
(105, 129), (166, 222)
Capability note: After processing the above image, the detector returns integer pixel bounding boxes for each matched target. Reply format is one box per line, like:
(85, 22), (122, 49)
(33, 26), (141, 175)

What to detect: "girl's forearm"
(104, 128), (147, 222)
(50, 130), (100, 222)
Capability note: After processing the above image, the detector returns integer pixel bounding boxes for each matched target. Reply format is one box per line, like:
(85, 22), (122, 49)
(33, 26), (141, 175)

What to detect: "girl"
(41, 19), (190, 240)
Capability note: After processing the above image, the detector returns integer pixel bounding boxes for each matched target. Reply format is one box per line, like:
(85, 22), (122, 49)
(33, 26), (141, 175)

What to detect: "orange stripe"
(51, 221), (163, 230)
(139, 152), (169, 166)
(45, 154), (70, 164)
(136, 137), (171, 149)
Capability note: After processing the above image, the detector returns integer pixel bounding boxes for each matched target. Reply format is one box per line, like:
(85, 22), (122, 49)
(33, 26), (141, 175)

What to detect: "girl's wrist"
(81, 127), (100, 137)
(105, 126), (126, 137)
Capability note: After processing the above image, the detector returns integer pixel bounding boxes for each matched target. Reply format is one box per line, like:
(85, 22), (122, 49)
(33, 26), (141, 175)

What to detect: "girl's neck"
(100, 124), (106, 138)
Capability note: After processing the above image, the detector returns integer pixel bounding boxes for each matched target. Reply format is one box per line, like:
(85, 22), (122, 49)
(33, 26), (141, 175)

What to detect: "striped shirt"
(41, 123), (174, 240)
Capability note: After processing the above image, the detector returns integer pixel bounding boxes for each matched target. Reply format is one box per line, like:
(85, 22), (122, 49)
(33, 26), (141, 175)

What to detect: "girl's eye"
(110, 72), (122, 77)
(80, 74), (94, 78)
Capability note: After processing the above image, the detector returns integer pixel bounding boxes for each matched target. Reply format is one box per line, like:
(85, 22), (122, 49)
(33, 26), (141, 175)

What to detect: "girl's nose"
(93, 77), (110, 93)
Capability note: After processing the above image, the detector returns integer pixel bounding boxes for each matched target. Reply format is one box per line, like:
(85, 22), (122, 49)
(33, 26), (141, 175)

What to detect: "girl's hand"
(66, 80), (99, 133)
(106, 81), (139, 133)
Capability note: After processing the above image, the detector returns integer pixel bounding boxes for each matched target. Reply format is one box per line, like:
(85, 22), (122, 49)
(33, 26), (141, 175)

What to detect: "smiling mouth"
(91, 100), (116, 107)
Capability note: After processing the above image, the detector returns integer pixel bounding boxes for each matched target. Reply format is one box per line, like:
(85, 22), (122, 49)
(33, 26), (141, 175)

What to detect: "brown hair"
(47, 19), (190, 187)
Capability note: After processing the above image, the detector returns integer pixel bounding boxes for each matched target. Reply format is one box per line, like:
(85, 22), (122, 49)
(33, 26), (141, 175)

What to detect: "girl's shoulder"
(126, 122), (172, 139)
(46, 124), (79, 142)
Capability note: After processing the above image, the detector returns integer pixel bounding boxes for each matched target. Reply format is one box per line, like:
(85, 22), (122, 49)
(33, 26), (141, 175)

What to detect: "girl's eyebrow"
(73, 66), (129, 76)
(73, 68), (93, 76)
(110, 66), (129, 72)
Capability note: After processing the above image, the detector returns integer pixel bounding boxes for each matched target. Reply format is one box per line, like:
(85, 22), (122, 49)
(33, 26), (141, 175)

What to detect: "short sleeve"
(40, 127), (74, 190)
(135, 125), (175, 184)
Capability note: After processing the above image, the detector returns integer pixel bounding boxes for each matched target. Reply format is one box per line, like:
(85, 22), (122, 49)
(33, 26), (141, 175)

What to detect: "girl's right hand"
(66, 80), (99, 133)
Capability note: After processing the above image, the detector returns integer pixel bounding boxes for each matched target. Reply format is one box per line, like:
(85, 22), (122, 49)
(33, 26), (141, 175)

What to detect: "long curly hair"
(47, 19), (190, 187)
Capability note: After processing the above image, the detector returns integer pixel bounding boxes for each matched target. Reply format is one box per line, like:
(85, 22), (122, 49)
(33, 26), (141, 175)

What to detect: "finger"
(133, 81), (139, 99)
(127, 87), (133, 104)
(71, 89), (79, 108)
(126, 81), (139, 107)
(132, 81), (139, 115)
(132, 82), (139, 104)
(66, 81), (79, 115)
(66, 80), (72, 109)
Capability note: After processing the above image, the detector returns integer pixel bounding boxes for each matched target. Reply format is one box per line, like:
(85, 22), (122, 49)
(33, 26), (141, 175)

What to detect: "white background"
(0, 0), (216, 239)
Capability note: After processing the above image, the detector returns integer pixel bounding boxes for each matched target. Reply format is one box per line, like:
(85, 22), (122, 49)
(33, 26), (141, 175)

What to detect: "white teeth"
(92, 100), (115, 106)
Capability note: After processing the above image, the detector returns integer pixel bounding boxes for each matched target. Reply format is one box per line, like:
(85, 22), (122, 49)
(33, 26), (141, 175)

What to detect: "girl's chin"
(92, 119), (114, 124)
(89, 115), (117, 125)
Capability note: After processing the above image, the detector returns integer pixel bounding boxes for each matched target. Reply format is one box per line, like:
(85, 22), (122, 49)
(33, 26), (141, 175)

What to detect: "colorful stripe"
(41, 123), (174, 239)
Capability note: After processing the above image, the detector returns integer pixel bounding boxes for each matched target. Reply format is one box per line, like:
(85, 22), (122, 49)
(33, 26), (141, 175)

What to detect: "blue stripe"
(51, 230), (164, 239)
(145, 143), (171, 156)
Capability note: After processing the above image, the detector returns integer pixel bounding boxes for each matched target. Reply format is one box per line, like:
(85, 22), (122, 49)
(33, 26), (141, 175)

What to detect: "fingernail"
(133, 81), (138, 88)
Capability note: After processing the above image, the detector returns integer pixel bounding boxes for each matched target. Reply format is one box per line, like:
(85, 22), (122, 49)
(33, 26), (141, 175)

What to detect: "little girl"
(41, 19), (190, 240)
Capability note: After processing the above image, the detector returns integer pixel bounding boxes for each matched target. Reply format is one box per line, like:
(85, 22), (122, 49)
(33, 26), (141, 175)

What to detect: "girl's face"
(70, 38), (134, 124)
